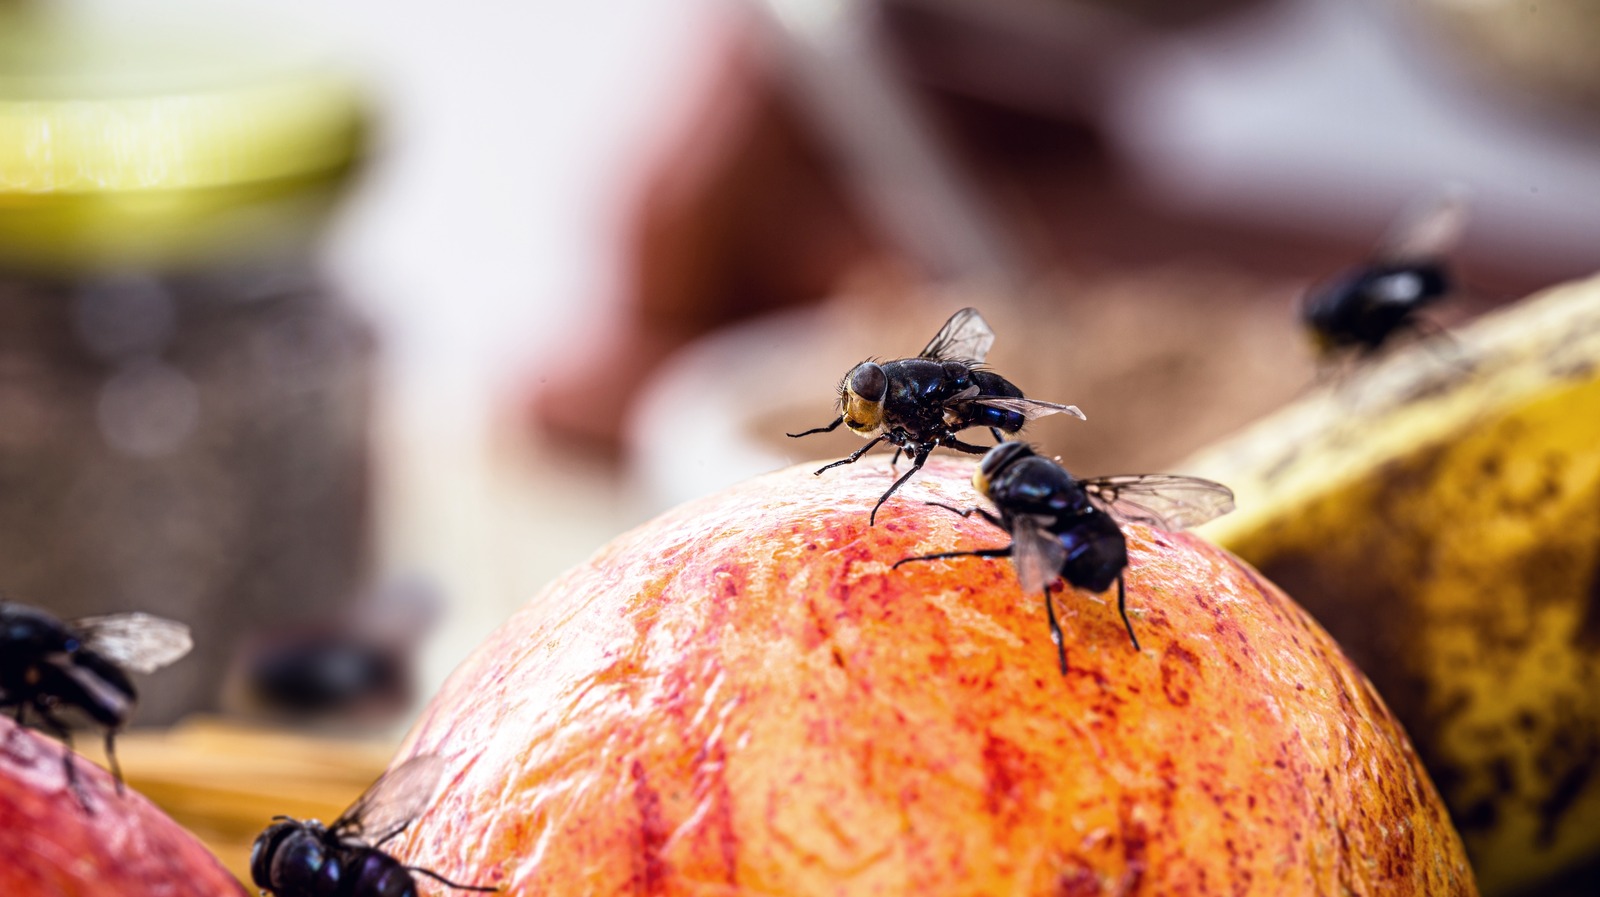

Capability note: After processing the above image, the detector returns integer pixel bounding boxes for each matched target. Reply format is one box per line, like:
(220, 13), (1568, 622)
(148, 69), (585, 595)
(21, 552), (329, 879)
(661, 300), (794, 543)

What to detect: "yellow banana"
(1178, 274), (1600, 895)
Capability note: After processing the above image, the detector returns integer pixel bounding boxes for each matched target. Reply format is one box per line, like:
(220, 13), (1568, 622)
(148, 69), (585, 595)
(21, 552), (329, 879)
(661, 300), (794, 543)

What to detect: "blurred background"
(4, 0), (1600, 880)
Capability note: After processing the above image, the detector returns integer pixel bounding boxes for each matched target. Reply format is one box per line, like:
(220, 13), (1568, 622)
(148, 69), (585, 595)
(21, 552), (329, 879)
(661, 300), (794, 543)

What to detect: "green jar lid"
(0, 9), (370, 269)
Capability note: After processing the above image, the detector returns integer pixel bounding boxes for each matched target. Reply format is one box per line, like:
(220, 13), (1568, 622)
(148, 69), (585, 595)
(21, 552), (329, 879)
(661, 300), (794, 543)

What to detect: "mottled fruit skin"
(0, 716), (248, 897)
(393, 458), (1476, 896)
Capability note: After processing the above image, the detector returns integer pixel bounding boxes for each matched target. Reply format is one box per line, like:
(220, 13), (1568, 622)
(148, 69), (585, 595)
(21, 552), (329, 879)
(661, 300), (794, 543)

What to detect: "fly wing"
(919, 308), (995, 363)
(1374, 184), (1471, 264)
(968, 395), (1086, 422)
(70, 613), (194, 674)
(330, 754), (446, 846)
(1081, 475), (1235, 532)
(1010, 515), (1068, 595)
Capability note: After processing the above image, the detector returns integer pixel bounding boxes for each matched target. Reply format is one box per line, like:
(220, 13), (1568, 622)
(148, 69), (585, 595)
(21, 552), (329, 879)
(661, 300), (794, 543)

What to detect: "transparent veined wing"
(71, 613), (193, 674)
(1081, 475), (1235, 532)
(330, 754), (446, 847)
(1375, 184), (1471, 264)
(948, 384), (980, 403)
(1010, 514), (1068, 595)
(919, 307), (995, 363)
(968, 395), (1086, 422)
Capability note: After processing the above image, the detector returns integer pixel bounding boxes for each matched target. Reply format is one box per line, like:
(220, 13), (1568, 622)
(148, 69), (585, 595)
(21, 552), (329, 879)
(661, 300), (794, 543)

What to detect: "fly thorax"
(940, 361), (973, 390)
(354, 852), (417, 897)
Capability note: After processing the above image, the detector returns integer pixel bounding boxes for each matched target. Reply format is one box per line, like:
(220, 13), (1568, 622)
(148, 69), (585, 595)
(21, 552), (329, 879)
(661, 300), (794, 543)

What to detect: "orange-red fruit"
(0, 718), (246, 897)
(394, 458), (1476, 896)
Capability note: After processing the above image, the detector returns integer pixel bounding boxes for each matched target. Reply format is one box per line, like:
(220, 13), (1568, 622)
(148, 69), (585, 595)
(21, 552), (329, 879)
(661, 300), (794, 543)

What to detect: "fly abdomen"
(965, 402), (1026, 434)
(347, 848), (418, 897)
(969, 370), (1028, 433)
(1058, 514), (1128, 594)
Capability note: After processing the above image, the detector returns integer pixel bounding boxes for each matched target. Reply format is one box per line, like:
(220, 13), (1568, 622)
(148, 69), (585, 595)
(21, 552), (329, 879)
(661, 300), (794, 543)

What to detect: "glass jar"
(0, 9), (374, 724)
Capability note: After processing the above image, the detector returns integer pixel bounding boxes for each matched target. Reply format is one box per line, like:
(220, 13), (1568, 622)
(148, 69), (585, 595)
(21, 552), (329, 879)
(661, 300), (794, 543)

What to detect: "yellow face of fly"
(843, 392), (884, 434)
(841, 362), (887, 435)
(972, 465), (990, 497)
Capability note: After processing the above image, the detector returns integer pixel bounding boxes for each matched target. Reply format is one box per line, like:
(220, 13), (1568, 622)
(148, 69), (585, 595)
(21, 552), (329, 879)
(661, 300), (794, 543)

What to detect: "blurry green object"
(0, 7), (376, 724)
(0, 7), (366, 269)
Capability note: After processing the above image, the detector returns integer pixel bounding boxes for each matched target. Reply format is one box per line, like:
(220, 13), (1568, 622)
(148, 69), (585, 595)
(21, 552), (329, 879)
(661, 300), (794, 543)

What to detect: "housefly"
(1302, 186), (1470, 359)
(894, 442), (1234, 673)
(789, 307), (1084, 524)
(252, 754), (497, 897)
(0, 601), (192, 807)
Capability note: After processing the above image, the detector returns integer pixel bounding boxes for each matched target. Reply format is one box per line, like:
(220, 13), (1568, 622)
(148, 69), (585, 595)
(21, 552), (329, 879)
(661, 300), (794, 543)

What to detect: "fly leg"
(1, 705), (25, 754)
(788, 415), (844, 438)
(1408, 317), (1476, 375)
(814, 435), (886, 475)
(405, 866), (499, 892)
(1044, 583), (1068, 675)
(990, 427), (1006, 443)
(34, 705), (91, 811)
(886, 429), (913, 471)
(946, 436), (990, 455)
(923, 503), (1004, 530)
(893, 545), (1013, 568)
(1115, 573), (1140, 652)
(103, 730), (125, 795)
(869, 448), (930, 526)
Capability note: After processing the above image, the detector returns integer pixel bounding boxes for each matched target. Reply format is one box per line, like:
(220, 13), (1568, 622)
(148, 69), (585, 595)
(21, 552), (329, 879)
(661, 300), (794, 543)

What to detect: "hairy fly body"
(0, 601), (192, 808)
(252, 754), (497, 897)
(895, 443), (1234, 673)
(789, 308), (1084, 524)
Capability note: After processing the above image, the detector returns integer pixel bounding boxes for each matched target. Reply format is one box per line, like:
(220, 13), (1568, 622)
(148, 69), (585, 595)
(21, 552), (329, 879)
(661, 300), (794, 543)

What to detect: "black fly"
(789, 308), (1084, 524)
(0, 601), (192, 808)
(1302, 186), (1470, 359)
(893, 442), (1234, 673)
(225, 578), (440, 726)
(252, 754), (497, 897)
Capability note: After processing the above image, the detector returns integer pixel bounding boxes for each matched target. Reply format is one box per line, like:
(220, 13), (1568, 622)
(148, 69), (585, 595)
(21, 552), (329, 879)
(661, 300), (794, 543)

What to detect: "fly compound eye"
(250, 821), (301, 889)
(847, 363), (887, 403)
